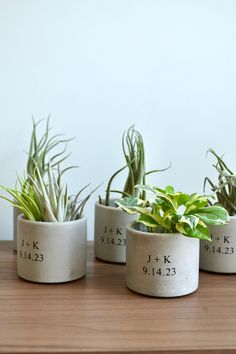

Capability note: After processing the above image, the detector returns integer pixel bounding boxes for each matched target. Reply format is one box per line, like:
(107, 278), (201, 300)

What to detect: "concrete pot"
(126, 223), (200, 297)
(17, 214), (87, 283)
(94, 200), (137, 263)
(200, 216), (236, 273)
(13, 206), (21, 251)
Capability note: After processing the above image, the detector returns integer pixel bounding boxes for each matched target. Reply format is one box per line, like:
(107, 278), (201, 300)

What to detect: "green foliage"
(103, 126), (169, 206)
(116, 185), (229, 240)
(204, 148), (236, 216)
(27, 116), (71, 178)
(0, 177), (42, 221)
(0, 117), (96, 222)
(0, 161), (97, 222)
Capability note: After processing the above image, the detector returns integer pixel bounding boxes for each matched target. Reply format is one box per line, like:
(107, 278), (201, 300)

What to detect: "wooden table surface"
(1, 241), (236, 354)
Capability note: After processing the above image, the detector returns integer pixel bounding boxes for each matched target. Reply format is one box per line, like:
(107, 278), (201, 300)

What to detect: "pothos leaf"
(195, 206), (229, 225)
(176, 221), (211, 241)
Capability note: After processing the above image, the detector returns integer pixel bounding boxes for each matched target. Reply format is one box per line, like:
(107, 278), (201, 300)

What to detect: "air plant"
(26, 116), (71, 178)
(116, 185), (229, 240)
(101, 125), (169, 206)
(10, 117), (71, 209)
(204, 148), (236, 216)
(0, 161), (98, 222)
(0, 117), (97, 222)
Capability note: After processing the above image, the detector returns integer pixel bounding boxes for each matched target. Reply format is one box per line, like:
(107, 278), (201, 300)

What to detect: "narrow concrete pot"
(94, 200), (137, 263)
(126, 223), (199, 297)
(17, 214), (87, 283)
(13, 206), (21, 251)
(200, 216), (236, 273)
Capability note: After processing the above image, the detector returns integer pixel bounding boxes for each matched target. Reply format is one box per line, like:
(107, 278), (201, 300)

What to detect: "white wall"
(0, 0), (236, 240)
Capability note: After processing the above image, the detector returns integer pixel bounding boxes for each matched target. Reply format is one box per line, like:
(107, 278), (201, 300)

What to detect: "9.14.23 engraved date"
(100, 236), (126, 246)
(19, 250), (44, 262)
(143, 266), (176, 276)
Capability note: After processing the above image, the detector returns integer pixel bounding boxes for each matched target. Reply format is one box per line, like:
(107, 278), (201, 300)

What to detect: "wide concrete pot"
(94, 200), (137, 263)
(13, 206), (21, 251)
(17, 214), (87, 283)
(126, 223), (200, 297)
(200, 216), (236, 273)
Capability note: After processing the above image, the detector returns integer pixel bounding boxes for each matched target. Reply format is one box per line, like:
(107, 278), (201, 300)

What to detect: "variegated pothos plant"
(116, 185), (229, 240)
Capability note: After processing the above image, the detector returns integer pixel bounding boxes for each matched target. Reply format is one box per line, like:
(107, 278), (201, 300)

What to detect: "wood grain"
(0, 241), (236, 354)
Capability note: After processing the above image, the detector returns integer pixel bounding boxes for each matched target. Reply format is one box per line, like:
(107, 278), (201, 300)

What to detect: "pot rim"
(95, 198), (122, 211)
(17, 213), (86, 226)
(126, 221), (183, 238)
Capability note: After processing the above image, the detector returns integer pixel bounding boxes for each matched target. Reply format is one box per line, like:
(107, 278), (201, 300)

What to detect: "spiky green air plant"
(0, 161), (99, 222)
(26, 117), (72, 179)
(0, 117), (96, 222)
(102, 125), (169, 206)
(204, 148), (236, 216)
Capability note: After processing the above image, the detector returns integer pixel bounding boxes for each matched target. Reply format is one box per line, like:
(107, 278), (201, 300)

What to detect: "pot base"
(95, 255), (125, 265)
(17, 273), (86, 284)
(127, 284), (199, 298)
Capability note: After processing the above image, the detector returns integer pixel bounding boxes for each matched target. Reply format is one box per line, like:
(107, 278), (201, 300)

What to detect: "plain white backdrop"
(0, 0), (236, 240)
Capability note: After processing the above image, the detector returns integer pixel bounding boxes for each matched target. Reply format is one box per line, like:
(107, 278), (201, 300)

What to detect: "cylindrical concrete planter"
(126, 223), (200, 297)
(94, 200), (137, 263)
(200, 216), (236, 273)
(13, 206), (21, 251)
(17, 214), (87, 283)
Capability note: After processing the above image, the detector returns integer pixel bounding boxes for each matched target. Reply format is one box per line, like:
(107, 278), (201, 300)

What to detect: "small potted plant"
(1, 151), (97, 283)
(13, 117), (70, 250)
(200, 148), (236, 273)
(94, 126), (167, 263)
(116, 184), (229, 297)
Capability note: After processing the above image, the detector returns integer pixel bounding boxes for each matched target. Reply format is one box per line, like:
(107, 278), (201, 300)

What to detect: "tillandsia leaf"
(109, 190), (131, 197)
(117, 184), (229, 240)
(145, 161), (172, 176)
(207, 148), (233, 175)
(47, 160), (57, 213)
(37, 118), (50, 152)
(49, 144), (67, 164)
(122, 126), (146, 199)
(56, 188), (64, 222)
(68, 183), (102, 220)
(104, 163), (128, 206)
(205, 148), (236, 215)
(0, 181), (42, 221)
(50, 153), (72, 169)
(26, 117), (72, 182)
(104, 125), (169, 206)
(27, 117), (50, 176)
(45, 137), (73, 157)
(29, 164), (57, 222)
(60, 165), (79, 176)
